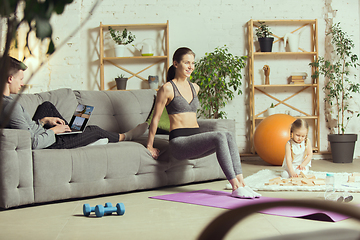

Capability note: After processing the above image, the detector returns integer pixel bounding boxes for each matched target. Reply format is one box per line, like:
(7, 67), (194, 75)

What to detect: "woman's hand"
(41, 117), (65, 126)
(50, 124), (71, 134)
(147, 146), (160, 159)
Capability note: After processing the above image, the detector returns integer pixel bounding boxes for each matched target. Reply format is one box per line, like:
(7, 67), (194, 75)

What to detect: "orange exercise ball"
(253, 114), (296, 166)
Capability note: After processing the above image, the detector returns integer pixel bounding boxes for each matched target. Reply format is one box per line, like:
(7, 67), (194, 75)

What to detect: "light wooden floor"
(1, 158), (360, 240)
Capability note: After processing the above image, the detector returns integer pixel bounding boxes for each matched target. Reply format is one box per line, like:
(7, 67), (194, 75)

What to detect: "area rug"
(150, 189), (351, 222)
(244, 169), (360, 192)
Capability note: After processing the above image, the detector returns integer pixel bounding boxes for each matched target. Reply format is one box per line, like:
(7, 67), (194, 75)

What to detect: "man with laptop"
(1, 56), (148, 149)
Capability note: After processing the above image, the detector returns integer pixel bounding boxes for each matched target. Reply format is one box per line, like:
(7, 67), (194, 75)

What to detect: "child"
(281, 119), (313, 178)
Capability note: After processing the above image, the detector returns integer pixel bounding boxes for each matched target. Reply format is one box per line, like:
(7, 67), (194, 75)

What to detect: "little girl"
(281, 119), (313, 178)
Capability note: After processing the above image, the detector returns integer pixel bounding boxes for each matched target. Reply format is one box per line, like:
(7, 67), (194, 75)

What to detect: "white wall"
(2, 0), (360, 157)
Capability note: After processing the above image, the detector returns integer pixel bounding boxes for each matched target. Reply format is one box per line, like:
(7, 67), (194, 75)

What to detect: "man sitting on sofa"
(0, 56), (148, 149)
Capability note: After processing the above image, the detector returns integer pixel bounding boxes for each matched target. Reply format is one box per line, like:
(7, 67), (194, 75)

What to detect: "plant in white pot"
(267, 103), (276, 116)
(109, 27), (136, 57)
(310, 22), (360, 163)
(255, 22), (274, 52)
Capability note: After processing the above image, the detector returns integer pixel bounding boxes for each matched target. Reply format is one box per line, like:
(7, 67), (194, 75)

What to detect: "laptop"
(56, 104), (95, 135)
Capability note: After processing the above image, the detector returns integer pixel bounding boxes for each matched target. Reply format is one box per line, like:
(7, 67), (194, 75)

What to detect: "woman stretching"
(146, 47), (260, 199)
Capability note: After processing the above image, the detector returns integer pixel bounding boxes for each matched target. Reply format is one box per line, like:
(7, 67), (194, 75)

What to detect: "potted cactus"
(115, 74), (128, 90)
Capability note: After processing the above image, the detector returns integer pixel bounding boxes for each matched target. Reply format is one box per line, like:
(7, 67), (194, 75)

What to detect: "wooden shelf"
(254, 19), (317, 24)
(248, 19), (320, 153)
(100, 23), (168, 29)
(254, 52), (317, 56)
(254, 116), (319, 120)
(254, 84), (317, 88)
(99, 21), (169, 90)
(103, 56), (168, 60)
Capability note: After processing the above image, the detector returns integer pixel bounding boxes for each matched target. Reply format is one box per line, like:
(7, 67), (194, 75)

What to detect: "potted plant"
(190, 45), (247, 119)
(255, 22), (274, 52)
(267, 103), (276, 116)
(108, 27), (136, 57)
(310, 22), (360, 163)
(115, 74), (128, 90)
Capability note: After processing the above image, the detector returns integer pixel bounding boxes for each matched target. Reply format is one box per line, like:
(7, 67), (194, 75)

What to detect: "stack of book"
(289, 72), (307, 84)
(290, 75), (305, 84)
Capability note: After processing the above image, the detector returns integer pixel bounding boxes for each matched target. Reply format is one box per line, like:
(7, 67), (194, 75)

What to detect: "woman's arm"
(146, 85), (170, 159)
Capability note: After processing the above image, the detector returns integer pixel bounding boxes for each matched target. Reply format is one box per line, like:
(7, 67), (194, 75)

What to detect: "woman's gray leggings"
(169, 129), (242, 180)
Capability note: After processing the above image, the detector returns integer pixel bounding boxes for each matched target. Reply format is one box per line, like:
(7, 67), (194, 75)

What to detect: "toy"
(83, 202), (112, 216)
(265, 172), (326, 186)
(263, 65), (270, 84)
(253, 114), (296, 165)
(95, 203), (125, 217)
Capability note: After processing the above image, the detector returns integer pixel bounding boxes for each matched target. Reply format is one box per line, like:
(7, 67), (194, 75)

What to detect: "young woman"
(146, 47), (260, 199)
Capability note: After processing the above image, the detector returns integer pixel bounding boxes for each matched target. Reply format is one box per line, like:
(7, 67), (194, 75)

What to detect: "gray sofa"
(0, 88), (234, 209)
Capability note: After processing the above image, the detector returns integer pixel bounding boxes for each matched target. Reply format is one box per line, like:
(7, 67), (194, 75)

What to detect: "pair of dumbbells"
(83, 202), (125, 217)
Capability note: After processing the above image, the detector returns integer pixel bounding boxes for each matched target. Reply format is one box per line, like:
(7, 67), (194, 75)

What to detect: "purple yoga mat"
(150, 189), (350, 222)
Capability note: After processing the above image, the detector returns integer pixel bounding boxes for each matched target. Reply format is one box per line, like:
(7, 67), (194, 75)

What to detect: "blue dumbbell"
(83, 202), (112, 216)
(95, 203), (125, 217)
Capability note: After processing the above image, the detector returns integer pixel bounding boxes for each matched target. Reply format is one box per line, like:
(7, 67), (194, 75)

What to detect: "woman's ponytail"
(166, 65), (176, 82)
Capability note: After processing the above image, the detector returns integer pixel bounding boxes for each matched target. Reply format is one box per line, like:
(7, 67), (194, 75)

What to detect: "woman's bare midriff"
(168, 112), (199, 131)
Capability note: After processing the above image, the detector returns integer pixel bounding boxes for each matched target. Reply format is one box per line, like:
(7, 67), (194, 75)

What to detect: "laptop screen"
(68, 104), (95, 131)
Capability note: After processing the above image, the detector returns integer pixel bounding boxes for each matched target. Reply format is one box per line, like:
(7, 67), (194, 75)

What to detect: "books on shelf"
(290, 72), (307, 84)
(290, 77), (305, 84)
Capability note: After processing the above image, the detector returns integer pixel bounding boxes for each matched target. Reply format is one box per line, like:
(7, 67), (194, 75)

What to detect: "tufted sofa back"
(13, 88), (156, 133)
(13, 88), (78, 123)
(74, 89), (156, 133)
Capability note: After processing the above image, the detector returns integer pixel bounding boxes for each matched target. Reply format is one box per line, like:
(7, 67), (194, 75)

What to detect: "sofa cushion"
(32, 141), (170, 203)
(12, 88), (78, 122)
(74, 89), (156, 133)
(0, 129), (34, 208)
(146, 107), (170, 133)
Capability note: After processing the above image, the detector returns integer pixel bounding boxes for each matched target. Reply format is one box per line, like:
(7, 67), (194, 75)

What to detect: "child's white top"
(282, 139), (311, 168)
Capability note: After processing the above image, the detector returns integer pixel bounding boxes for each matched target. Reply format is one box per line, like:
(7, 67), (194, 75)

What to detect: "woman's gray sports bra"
(166, 80), (199, 115)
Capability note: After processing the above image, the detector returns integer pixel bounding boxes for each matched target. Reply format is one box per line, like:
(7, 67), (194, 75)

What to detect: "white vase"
(267, 108), (276, 116)
(114, 45), (125, 57)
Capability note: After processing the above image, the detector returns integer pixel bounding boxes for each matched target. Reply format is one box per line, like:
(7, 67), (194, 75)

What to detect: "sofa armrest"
(197, 119), (236, 134)
(0, 129), (34, 208)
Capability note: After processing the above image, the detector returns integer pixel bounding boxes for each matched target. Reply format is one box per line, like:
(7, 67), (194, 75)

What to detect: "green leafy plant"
(108, 27), (135, 45)
(0, 0), (75, 57)
(310, 22), (360, 134)
(255, 22), (273, 38)
(117, 74), (126, 78)
(190, 46), (247, 119)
